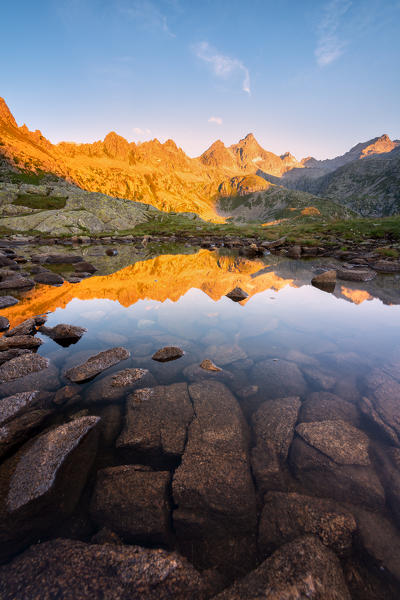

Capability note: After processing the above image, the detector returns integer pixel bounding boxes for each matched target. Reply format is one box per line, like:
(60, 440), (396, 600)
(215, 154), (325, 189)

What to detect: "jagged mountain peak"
(0, 97), (18, 128)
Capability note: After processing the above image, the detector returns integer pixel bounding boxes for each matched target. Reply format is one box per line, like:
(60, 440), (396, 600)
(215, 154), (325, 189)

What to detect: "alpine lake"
(1, 238), (400, 599)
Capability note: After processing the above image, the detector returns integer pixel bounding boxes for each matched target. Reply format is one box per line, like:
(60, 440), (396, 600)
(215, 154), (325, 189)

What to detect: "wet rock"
(152, 346), (184, 362)
(251, 397), (301, 493)
(290, 436), (385, 509)
(302, 365), (336, 390)
(337, 268), (376, 282)
(296, 420), (370, 465)
(0, 276), (35, 290)
(259, 492), (356, 557)
(39, 323), (87, 346)
(359, 396), (399, 445)
(204, 343), (247, 366)
(32, 253), (83, 264)
(354, 508), (400, 583)
(225, 287), (248, 302)
(363, 369), (400, 445)
(0, 538), (205, 600)
(34, 314), (47, 326)
(0, 296), (18, 309)
(200, 358), (221, 372)
(74, 261), (97, 273)
(91, 527), (122, 545)
(0, 353), (49, 383)
(312, 270), (337, 285)
(65, 347), (130, 382)
(53, 384), (81, 406)
(96, 404), (122, 446)
(300, 392), (360, 427)
(287, 244), (302, 258)
(90, 465), (171, 545)
(0, 391), (52, 459)
(33, 271), (64, 285)
(0, 256), (17, 268)
(117, 383), (193, 461)
(0, 348), (31, 366)
(0, 417), (100, 560)
(0, 335), (43, 352)
(372, 445), (400, 528)
(106, 248), (118, 256)
(0, 361), (59, 397)
(172, 381), (257, 574)
(4, 318), (37, 337)
(371, 260), (400, 273)
(85, 368), (154, 404)
(251, 358), (307, 399)
(214, 535), (351, 600)
(0, 316), (9, 331)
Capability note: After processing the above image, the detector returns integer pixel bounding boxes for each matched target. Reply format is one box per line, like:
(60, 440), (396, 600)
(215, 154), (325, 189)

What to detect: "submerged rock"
(0, 353), (49, 383)
(0, 538), (205, 600)
(300, 392), (360, 427)
(32, 253), (84, 264)
(0, 416), (100, 561)
(225, 287), (248, 302)
(337, 268), (376, 282)
(0, 360), (59, 398)
(251, 359), (307, 399)
(251, 396), (301, 493)
(85, 368), (154, 404)
(214, 535), (351, 600)
(0, 296), (18, 309)
(172, 381), (257, 574)
(296, 420), (370, 466)
(258, 492), (356, 557)
(39, 323), (87, 346)
(117, 383), (193, 461)
(152, 346), (184, 362)
(90, 465), (171, 545)
(0, 349), (32, 365)
(65, 347), (131, 382)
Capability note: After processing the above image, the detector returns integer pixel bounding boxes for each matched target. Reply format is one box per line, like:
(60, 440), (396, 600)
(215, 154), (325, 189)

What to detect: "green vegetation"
(13, 194), (67, 210)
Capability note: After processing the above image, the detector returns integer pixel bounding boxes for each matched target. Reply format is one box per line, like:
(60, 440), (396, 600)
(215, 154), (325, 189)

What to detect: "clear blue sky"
(2, 0), (399, 159)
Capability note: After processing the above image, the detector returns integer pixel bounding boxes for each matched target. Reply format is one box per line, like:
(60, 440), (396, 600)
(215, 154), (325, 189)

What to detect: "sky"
(1, 0), (400, 159)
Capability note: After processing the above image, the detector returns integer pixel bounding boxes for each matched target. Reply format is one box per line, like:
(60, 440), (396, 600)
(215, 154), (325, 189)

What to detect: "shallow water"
(2, 245), (400, 596)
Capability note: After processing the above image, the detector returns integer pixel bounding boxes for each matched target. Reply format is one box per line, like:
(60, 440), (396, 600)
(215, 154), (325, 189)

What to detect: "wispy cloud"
(193, 41), (251, 95)
(133, 127), (152, 138)
(315, 0), (352, 67)
(120, 0), (175, 37)
(208, 116), (223, 125)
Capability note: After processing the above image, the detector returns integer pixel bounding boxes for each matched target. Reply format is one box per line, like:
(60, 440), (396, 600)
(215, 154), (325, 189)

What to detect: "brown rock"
(0, 296), (18, 309)
(4, 318), (37, 337)
(39, 323), (87, 346)
(214, 535), (351, 600)
(74, 261), (97, 273)
(0, 335), (43, 351)
(65, 347), (131, 382)
(251, 358), (307, 399)
(33, 271), (64, 285)
(152, 346), (184, 362)
(0, 353), (49, 384)
(312, 270), (337, 285)
(0, 538), (205, 600)
(200, 358), (221, 371)
(258, 492), (356, 557)
(85, 368), (154, 404)
(225, 287), (248, 302)
(90, 465), (171, 545)
(287, 244), (302, 258)
(300, 392), (360, 426)
(337, 268), (376, 281)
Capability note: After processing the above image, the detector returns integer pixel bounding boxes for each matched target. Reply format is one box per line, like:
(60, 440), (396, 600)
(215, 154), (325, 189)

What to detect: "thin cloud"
(120, 0), (175, 37)
(208, 116), (223, 125)
(315, 0), (352, 67)
(193, 41), (251, 95)
(133, 127), (152, 137)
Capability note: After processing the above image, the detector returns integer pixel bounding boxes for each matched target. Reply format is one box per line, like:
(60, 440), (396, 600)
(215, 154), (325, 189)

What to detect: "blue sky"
(1, 0), (400, 159)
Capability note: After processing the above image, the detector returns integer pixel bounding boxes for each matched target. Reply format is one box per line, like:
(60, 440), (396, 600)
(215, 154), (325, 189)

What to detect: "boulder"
(301, 365), (336, 390)
(0, 349), (32, 366)
(33, 271), (64, 285)
(362, 369), (400, 445)
(0, 391), (52, 459)
(0, 353), (49, 383)
(296, 420), (370, 465)
(258, 492), (356, 557)
(0, 335), (42, 351)
(85, 368), (154, 404)
(200, 359), (221, 372)
(90, 465), (171, 544)
(152, 346), (184, 362)
(214, 535), (351, 600)
(287, 244), (302, 258)
(0, 360), (59, 397)
(290, 436), (385, 509)
(337, 268), (376, 282)
(0, 538), (205, 600)
(32, 253), (83, 264)
(53, 384), (81, 406)
(251, 397), (301, 493)
(4, 318), (37, 337)
(74, 261), (97, 273)
(0, 317), (9, 332)
(0, 296), (18, 309)
(371, 260), (400, 273)
(172, 381), (257, 574)
(65, 347), (130, 382)
(0, 416), (100, 561)
(225, 287), (248, 302)
(251, 359), (307, 399)
(312, 270), (337, 285)
(39, 323), (87, 346)
(0, 276), (35, 290)
(116, 383), (193, 462)
(300, 392), (360, 427)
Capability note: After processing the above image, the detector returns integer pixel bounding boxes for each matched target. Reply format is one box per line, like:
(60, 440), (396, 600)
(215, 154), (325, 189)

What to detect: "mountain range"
(0, 97), (399, 221)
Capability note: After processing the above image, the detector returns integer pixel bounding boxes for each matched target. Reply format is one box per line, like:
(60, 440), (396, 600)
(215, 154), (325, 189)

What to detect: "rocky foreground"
(1, 243), (400, 598)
